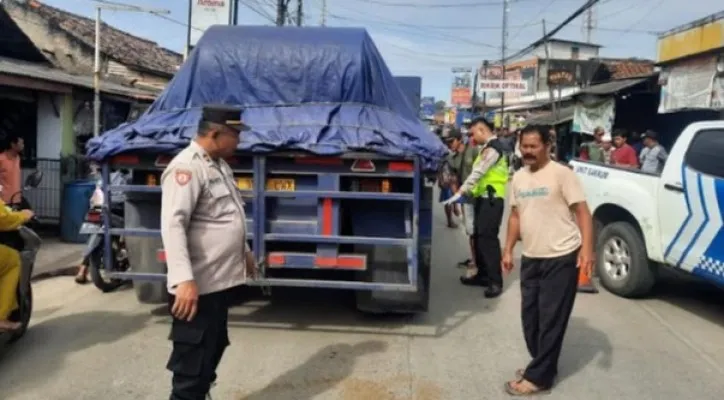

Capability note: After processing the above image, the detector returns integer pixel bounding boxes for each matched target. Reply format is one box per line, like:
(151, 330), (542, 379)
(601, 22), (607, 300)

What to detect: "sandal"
(75, 275), (88, 284)
(504, 379), (550, 396)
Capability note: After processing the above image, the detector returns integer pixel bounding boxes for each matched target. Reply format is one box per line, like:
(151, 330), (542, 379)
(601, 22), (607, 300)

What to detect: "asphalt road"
(1, 201), (724, 400)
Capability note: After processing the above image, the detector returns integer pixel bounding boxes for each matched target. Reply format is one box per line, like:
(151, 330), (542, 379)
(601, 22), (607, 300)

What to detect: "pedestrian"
(438, 126), (461, 228)
(611, 130), (639, 168)
(161, 104), (258, 400)
(443, 116), (508, 298)
(639, 130), (668, 174)
(443, 128), (479, 277)
(501, 124), (594, 396)
(0, 136), (24, 206)
(600, 134), (614, 164)
(548, 128), (558, 161)
(579, 127), (605, 162)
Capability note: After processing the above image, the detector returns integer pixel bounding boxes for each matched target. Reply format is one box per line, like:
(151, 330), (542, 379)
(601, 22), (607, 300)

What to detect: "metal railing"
(21, 158), (63, 222)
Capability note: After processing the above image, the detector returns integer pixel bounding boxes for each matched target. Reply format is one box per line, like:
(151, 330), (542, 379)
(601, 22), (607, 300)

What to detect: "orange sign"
(451, 88), (471, 107)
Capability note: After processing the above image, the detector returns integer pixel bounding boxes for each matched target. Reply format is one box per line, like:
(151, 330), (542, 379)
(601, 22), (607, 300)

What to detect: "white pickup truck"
(570, 121), (724, 298)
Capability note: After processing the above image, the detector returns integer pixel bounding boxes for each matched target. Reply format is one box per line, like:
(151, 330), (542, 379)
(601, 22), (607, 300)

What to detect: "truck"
(569, 121), (724, 298)
(85, 26), (448, 314)
(394, 76), (422, 118)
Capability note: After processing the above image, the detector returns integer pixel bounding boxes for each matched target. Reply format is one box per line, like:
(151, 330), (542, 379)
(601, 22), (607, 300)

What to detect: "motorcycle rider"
(0, 185), (34, 331)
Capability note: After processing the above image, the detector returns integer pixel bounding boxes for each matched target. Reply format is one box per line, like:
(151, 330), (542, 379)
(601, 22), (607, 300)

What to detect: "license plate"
(266, 178), (295, 191)
(79, 222), (101, 234)
(236, 177), (253, 190)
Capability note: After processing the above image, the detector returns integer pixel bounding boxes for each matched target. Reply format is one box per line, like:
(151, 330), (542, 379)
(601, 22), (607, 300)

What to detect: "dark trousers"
(520, 250), (579, 389)
(167, 289), (233, 400)
(473, 197), (504, 287)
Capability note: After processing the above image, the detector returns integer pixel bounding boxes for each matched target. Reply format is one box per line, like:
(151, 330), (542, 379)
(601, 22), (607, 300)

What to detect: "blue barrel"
(60, 180), (96, 243)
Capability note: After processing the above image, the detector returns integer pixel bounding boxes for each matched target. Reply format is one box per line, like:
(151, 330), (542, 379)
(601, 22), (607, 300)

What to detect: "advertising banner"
(572, 96), (615, 135)
(450, 67), (472, 107)
(421, 96), (436, 119)
(189, 0), (234, 47)
(479, 80), (528, 93)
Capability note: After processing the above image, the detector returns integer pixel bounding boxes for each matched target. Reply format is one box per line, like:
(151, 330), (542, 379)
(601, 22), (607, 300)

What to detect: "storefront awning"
(574, 75), (655, 97)
(525, 106), (575, 125)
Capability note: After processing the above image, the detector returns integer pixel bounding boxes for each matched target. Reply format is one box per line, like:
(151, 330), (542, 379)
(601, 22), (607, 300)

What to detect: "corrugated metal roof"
(0, 57), (158, 100)
(574, 76), (653, 96)
(525, 106), (575, 125)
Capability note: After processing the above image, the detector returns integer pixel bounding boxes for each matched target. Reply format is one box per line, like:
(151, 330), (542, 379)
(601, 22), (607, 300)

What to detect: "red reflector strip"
(314, 256), (366, 269)
(267, 253), (286, 266)
(388, 161), (414, 172)
(111, 154), (140, 165)
(321, 198), (333, 235)
(294, 157), (344, 166)
(156, 250), (166, 263)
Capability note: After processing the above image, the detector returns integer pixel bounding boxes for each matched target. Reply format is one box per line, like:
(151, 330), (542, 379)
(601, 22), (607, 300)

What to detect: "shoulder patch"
(175, 169), (192, 186)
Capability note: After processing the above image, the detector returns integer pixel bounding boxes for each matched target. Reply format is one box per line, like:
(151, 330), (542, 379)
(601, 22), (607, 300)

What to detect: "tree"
(434, 100), (446, 111)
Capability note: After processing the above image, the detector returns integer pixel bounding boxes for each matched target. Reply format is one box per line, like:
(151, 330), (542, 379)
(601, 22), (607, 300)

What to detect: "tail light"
(358, 179), (391, 193)
(156, 249), (166, 263)
(86, 211), (102, 223)
(351, 159), (376, 172)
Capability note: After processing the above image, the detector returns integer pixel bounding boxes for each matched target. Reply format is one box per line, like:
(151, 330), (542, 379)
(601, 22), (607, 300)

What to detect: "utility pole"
(481, 60), (489, 113)
(500, 0), (509, 129)
(320, 0), (327, 26)
(296, 0), (303, 26)
(542, 19), (557, 121)
(91, 0), (170, 137)
(584, 4), (594, 43)
(276, 0), (287, 26)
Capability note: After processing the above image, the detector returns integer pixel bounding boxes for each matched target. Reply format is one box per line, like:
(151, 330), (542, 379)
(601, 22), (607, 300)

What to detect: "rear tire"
(88, 247), (126, 293)
(596, 221), (655, 298)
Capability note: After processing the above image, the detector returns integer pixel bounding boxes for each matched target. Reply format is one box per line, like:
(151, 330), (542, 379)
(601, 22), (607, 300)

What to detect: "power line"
(612, 0), (666, 39)
(508, 0), (557, 44)
(352, 0), (576, 8)
(503, 0), (602, 62)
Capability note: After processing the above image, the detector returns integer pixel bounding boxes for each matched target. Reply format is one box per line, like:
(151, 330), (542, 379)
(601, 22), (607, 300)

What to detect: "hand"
(501, 250), (515, 275)
(21, 209), (34, 221)
(442, 192), (462, 206)
(577, 247), (594, 277)
(245, 251), (258, 280)
(171, 280), (199, 322)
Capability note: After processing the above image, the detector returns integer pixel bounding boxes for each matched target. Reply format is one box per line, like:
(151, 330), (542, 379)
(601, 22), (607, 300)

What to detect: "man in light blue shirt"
(639, 130), (668, 174)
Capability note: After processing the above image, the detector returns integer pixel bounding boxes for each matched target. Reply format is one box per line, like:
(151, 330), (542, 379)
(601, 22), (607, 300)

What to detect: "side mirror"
(24, 170), (43, 188)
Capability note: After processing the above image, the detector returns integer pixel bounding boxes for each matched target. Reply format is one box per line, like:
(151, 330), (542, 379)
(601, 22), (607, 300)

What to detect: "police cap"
(201, 104), (250, 132)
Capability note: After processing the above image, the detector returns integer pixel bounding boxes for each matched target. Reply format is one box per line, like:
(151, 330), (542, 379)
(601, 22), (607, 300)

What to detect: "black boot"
(484, 284), (502, 298)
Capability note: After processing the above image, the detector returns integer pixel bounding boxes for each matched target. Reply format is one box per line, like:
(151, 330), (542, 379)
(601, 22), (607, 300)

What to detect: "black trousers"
(520, 250), (579, 389)
(473, 197), (504, 287)
(167, 288), (233, 400)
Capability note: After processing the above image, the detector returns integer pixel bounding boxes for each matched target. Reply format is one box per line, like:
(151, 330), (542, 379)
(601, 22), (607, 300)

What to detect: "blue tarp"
(86, 26), (447, 170)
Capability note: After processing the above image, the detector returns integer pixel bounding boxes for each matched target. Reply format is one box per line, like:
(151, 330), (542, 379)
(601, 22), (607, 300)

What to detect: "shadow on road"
(651, 275), (724, 329)
(557, 316), (613, 383)
(237, 341), (387, 400)
(0, 311), (149, 398)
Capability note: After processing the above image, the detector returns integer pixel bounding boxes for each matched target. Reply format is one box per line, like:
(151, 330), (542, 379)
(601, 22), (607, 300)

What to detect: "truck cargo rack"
(98, 153), (422, 292)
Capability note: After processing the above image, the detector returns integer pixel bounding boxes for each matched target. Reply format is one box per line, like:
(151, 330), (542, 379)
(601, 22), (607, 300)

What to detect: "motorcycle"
(79, 179), (130, 293)
(0, 171), (43, 346)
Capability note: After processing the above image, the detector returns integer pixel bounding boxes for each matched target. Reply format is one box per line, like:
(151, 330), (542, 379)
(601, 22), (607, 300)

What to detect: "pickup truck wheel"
(596, 222), (655, 298)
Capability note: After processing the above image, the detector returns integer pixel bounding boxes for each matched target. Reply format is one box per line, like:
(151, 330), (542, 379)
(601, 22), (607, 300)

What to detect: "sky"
(39, 0), (724, 103)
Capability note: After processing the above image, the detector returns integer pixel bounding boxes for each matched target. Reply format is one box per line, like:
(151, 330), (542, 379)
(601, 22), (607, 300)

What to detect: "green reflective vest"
(470, 147), (508, 198)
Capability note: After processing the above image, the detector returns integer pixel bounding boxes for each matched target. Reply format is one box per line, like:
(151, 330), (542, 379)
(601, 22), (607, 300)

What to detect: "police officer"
(444, 116), (508, 298)
(161, 104), (257, 400)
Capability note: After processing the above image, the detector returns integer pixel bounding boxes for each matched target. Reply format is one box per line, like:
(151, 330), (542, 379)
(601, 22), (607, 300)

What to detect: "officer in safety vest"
(161, 104), (258, 400)
(444, 116), (507, 298)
